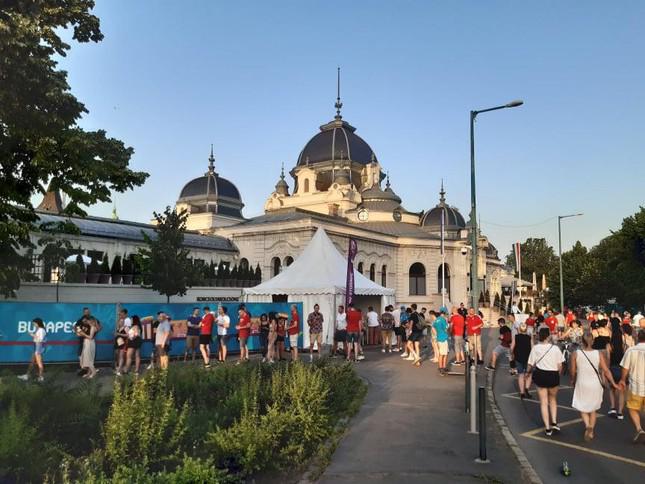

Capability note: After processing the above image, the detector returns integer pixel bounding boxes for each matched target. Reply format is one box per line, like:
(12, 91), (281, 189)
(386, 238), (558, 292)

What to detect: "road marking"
(501, 389), (576, 411)
(520, 417), (645, 469)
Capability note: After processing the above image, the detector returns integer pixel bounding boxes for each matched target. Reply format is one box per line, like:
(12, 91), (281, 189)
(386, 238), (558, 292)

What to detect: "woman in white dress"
(570, 331), (617, 441)
(79, 318), (97, 379)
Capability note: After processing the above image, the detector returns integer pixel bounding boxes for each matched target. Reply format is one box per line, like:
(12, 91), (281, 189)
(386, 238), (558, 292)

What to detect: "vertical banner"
(513, 242), (522, 282)
(345, 238), (358, 308)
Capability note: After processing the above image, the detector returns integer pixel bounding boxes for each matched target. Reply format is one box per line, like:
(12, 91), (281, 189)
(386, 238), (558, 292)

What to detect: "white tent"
(244, 227), (395, 347)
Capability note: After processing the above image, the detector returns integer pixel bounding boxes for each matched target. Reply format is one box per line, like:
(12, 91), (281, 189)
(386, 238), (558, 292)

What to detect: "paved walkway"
(318, 345), (523, 483)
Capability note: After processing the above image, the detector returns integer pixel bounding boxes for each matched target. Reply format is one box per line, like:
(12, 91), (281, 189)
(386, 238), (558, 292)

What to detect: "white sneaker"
(405, 356), (416, 361)
(381, 348), (386, 353)
(400, 353), (409, 358)
(146, 364), (153, 370)
(37, 376), (44, 382)
(357, 354), (365, 361)
(17, 374), (29, 381)
(393, 347), (401, 352)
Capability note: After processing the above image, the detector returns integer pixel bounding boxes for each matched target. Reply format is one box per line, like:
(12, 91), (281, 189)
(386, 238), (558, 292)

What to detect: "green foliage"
(64, 261), (83, 283)
(37, 221), (80, 282)
(100, 254), (110, 273)
(122, 256), (133, 274)
(255, 263), (262, 282)
(88, 257), (100, 274)
(0, 1), (148, 297)
(505, 238), (557, 287)
(0, 403), (39, 480)
(137, 206), (192, 302)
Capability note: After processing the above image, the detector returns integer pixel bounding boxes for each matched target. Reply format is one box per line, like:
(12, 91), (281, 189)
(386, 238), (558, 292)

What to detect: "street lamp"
(558, 213), (583, 312)
(469, 100), (523, 309)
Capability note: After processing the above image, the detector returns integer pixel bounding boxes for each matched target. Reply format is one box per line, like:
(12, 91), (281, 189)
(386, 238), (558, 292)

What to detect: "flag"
(513, 242), (522, 278)
(345, 238), (358, 308)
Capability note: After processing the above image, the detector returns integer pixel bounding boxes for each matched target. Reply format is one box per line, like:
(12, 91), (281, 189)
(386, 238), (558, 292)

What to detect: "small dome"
(274, 165), (290, 196)
(421, 184), (466, 230)
(359, 180), (402, 211)
(179, 174), (242, 201)
(297, 119), (376, 167)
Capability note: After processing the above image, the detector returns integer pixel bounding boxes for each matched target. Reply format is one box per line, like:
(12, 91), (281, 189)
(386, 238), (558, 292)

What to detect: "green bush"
(0, 403), (39, 480)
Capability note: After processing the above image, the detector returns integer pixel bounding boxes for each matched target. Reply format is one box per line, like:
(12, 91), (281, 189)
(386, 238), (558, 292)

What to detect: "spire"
(386, 171), (391, 189)
(275, 162), (289, 196)
(439, 179), (446, 204)
(37, 182), (64, 214)
(334, 66), (343, 120)
(207, 144), (216, 174)
(280, 162), (285, 180)
(111, 204), (119, 220)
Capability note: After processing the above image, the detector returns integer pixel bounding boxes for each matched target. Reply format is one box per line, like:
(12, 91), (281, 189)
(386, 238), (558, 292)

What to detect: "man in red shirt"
(525, 312), (536, 337)
(345, 303), (362, 362)
(466, 307), (484, 364)
(450, 307), (466, 365)
(236, 307), (251, 363)
(287, 304), (300, 361)
(565, 309), (576, 327)
(544, 313), (558, 334)
(199, 306), (215, 368)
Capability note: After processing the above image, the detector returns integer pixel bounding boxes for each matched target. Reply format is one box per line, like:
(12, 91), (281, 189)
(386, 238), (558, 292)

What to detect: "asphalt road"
(486, 330), (644, 484)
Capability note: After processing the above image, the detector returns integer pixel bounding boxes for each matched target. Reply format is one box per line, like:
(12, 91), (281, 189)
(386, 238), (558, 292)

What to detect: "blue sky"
(59, 0), (645, 258)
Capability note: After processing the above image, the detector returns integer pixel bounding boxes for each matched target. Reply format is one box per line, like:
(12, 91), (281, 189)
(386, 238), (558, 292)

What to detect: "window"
(357, 262), (363, 274)
(239, 258), (249, 271)
(284, 256), (294, 267)
(409, 262), (426, 296)
(437, 263), (450, 299)
(304, 178), (310, 193)
(381, 265), (387, 287)
(369, 263), (376, 282)
(271, 257), (282, 277)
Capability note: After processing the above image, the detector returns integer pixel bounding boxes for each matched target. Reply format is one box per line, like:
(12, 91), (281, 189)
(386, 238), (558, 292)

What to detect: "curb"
(486, 369), (544, 484)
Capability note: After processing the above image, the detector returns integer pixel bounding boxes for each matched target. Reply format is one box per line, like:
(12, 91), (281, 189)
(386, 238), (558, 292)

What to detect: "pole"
(558, 216), (564, 312)
(470, 111), (478, 310)
(469, 363), (477, 433)
(465, 344), (471, 413)
(476, 386), (489, 463)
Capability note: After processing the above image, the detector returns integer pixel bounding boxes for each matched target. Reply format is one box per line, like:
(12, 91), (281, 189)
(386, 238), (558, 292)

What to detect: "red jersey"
(288, 312), (300, 335)
(346, 309), (362, 333)
(450, 314), (465, 337)
(545, 316), (557, 332)
(525, 317), (536, 327)
(466, 315), (483, 336)
(201, 312), (214, 335)
(238, 312), (251, 339)
(565, 312), (576, 325)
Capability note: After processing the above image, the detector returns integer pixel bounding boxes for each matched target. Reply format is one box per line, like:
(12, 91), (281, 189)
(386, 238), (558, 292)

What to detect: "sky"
(57, 0), (645, 258)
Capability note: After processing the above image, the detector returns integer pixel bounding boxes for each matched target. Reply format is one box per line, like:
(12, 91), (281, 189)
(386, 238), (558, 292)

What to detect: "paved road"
(487, 331), (645, 484)
(318, 346), (523, 483)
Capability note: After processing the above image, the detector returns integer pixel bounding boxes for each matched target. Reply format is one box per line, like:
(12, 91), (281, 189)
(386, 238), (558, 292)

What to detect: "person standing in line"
(266, 313), (278, 363)
(184, 307), (201, 362)
(527, 327), (564, 436)
(449, 306), (466, 365)
(433, 309), (450, 374)
(307, 304), (324, 362)
(287, 304), (300, 361)
(571, 331), (618, 441)
(512, 323), (533, 399)
(346, 303), (362, 362)
(365, 306), (380, 346)
(259, 313), (270, 362)
(236, 306), (251, 363)
(114, 309), (130, 376)
(466, 307), (484, 365)
(276, 313), (287, 360)
(155, 313), (171, 370)
(486, 318), (512, 371)
(216, 306), (230, 363)
(428, 308), (439, 363)
(79, 317), (98, 379)
(18, 318), (47, 382)
(124, 315), (142, 374)
(391, 305), (404, 352)
(199, 306), (215, 368)
(618, 329), (645, 443)
(331, 305), (347, 357)
(379, 305), (394, 353)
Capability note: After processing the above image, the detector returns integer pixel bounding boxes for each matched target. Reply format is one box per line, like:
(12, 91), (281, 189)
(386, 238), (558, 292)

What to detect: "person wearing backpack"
(571, 331), (618, 441)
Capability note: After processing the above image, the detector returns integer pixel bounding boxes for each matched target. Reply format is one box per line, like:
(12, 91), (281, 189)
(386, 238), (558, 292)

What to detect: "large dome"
(297, 119), (376, 166)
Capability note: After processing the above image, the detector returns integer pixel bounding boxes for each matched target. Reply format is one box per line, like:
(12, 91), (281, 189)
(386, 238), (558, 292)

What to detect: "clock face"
(358, 209), (369, 221)
(393, 210), (402, 222)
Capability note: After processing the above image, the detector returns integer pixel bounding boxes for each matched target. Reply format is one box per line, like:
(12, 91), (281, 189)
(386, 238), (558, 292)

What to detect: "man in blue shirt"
(431, 309), (450, 375)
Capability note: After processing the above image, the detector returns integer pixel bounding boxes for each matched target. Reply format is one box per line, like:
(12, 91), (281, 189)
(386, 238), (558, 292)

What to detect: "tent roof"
(244, 227), (395, 296)
(501, 275), (534, 288)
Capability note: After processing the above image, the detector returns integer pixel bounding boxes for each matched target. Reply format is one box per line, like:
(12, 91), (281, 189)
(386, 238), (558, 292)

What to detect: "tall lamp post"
(469, 100), (523, 309)
(558, 213), (583, 312)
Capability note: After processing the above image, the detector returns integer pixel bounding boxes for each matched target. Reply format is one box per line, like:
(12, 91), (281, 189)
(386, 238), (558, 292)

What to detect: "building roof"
(35, 212), (237, 252)
(37, 186), (64, 214)
(421, 183), (466, 230)
(297, 118), (376, 166)
(179, 174), (242, 203)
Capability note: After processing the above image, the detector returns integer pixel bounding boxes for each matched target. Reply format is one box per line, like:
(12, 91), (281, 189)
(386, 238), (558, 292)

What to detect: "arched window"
(357, 262), (364, 275)
(381, 265), (387, 287)
(239, 258), (249, 271)
(409, 262), (426, 296)
(271, 257), (282, 277)
(284, 256), (294, 267)
(304, 178), (310, 193)
(437, 263), (450, 299)
(369, 263), (376, 282)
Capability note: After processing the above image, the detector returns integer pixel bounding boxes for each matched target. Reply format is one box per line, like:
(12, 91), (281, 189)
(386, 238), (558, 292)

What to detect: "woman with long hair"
(124, 315), (142, 374)
(607, 318), (626, 419)
(571, 331), (617, 441)
(527, 327), (564, 436)
(18, 318), (47, 382)
(266, 312), (277, 363)
(79, 318), (98, 379)
(259, 313), (270, 362)
(276, 313), (287, 361)
(512, 323), (532, 399)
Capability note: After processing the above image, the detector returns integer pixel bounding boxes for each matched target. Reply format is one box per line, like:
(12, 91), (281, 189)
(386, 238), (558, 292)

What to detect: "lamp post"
(558, 213), (583, 312)
(469, 100), (523, 309)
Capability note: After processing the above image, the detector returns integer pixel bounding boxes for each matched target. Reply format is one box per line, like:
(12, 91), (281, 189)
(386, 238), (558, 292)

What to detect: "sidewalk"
(318, 346), (523, 483)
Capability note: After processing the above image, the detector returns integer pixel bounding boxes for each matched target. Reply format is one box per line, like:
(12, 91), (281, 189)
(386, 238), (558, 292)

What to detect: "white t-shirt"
(155, 320), (171, 346)
(34, 327), (46, 343)
(633, 313), (643, 327)
(620, 343), (645, 396)
(555, 314), (565, 328)
(336, 312), (347, 331)
(217, 314), (230, 336)
(367, 311), (379, 327)
(528, 343), (564, 371)
(123, 317), (132, 329)
(392, 309), (401, 328)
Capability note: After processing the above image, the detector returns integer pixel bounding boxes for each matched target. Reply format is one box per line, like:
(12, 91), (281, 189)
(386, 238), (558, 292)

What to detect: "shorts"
(334, 329), (347, 342)
(310, 332), (323, 346)
(347, 332), (360, 344)
(453, 335), (464, 352)
(626, 390), (645, 411)
(493, 345), (511, 358)
(276, 335), (285, 343)
(217, 334), (230, 346)
(289, 334), (298, 348)
(199, 334), (212, 346)
(515, 361), (527, 374)
(438, 341), (449, 356)
(128, 337), (142, 350)
(610, 365), (622, 383)
(34, 342), (45, 356)
(532, 368), (559, 388)
(394, 326), (403, 336)
(114, 337), (126, 350)
(156, 344), (167, 357)
(238, 336), (248, 346)
(185, 335), (199, 350)
(409, 332), (423, 342)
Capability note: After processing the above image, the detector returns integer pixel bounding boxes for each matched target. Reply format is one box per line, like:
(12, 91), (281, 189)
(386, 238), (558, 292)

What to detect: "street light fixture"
(469, 100), (524, 309)
(558, 213), (583, 312)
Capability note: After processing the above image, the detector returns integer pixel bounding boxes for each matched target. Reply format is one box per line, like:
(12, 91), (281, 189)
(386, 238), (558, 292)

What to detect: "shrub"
(0, 403), (39, 480)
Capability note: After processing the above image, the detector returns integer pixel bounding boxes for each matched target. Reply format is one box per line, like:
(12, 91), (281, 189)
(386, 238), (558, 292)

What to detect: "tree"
(505, 238), (557, 288)
(137, 207), (192, 303)
(493, 292), (501, 309)
(0, 1), (148, 296)
(37, 221), (79, 282)
(255, 263), (262, 283)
